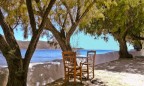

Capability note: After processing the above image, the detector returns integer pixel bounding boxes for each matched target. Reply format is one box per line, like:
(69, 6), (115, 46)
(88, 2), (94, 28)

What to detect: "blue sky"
(71, 32), (133, 50)
(0, 27), (134, 50)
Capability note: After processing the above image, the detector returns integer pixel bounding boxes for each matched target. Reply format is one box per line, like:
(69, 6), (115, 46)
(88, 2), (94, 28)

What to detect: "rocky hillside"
(17, 41), (60, 49)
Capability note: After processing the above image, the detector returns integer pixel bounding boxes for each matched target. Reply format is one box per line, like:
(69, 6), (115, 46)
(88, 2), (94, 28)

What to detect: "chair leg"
(80, 67), (82, 83)
(74, 70), (76, 84)
(68, 68), (69, 82)
(87, 65), (89, 79)
(64, 69), (67, 83)
(64, 74), (66, 83)
(65, 75), (69, 84)
(93, 67), (94, 78)
(65, 68), (69, 83)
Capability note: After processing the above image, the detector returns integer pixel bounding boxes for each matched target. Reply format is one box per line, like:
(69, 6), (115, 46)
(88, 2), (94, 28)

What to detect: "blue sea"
(22, 49), (114, 62)
(0, 49), (114, 66)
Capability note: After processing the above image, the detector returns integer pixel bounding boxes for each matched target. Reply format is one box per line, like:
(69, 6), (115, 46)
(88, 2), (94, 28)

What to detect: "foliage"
(81, 0), (144, 42)
(0, 0), (30, 39)
(34, 0), (98, 34)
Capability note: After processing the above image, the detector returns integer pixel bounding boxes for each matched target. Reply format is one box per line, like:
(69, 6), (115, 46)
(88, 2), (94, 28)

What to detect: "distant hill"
(17, 41), (60, 49)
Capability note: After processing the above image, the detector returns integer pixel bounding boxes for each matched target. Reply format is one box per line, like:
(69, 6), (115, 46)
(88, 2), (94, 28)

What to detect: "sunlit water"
(0, 49), (114, 66)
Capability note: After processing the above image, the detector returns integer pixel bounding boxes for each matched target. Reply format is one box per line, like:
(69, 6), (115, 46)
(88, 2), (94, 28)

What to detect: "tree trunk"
(7, 69), (27, 86)
(49, 29), (72, 51)
(118, 38), (133, 58)
(6, 58), (28, 86)
(58, 39), (72, 51)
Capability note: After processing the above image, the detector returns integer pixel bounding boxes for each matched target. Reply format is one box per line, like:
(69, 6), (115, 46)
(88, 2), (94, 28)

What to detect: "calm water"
(22, 49), (114, 62)
(0, 49), (114, 66)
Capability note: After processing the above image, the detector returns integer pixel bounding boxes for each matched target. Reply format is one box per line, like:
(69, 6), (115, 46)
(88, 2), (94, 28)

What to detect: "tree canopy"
(81, 0), (144, 58)
(0, 0), (104, 85)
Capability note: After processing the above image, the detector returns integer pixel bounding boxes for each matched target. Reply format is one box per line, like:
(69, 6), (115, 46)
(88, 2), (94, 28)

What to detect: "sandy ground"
(47, 57), (144, 86)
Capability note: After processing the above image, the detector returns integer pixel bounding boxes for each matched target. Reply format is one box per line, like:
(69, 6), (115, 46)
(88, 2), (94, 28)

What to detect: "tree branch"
(131, 33), (144, 40)
(55, 5), (63, 27)
(26, 0), (37, 33)
(67, 0), (96, 39)
(0, 9), (22, 58)
(0, 35), (11, 54)
(45, 18), (68, 50)
(37, 0), (56, 32)
(62, 13), (68, 30)
(24, 0), (56, 68)
(0, 34), (21, 59)
(76, 0), (81, 21)
(45, 18), (60, 34)
(61, 0), (74, 24)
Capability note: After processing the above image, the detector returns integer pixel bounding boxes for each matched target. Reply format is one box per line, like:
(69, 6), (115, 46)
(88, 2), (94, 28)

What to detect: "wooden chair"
(62, 51), (82, 84)
(81, 50), (96, 79)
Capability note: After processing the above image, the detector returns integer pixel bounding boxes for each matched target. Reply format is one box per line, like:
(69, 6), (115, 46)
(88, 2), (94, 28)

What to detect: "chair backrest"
(87, 50), (96, 66)
(62, 51), (76, 68)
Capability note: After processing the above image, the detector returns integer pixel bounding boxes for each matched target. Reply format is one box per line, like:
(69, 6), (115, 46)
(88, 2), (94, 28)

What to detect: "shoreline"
(0, 49), (142, 68)
(0, 49), (141, 68)
(0, 49), (117, 67)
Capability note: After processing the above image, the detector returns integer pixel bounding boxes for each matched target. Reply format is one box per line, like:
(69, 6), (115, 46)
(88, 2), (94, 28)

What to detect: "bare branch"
(62, 13), (68, 30)
(38, 0), (56, 32)
(61, 0), (74, 24)
(45, 18), (60, 33)
(55, 5), (63, 27)
(76, 0), (81, 21)
(58, 15), (63, 27)
(0, 34), (11, 54)
(67, 0), (96, 38)
(56, 13), (68, 30)
(45, 18), (67, 50)
(0, 9), (22, 58)
(12, 9), (21, 29)
(12, 19), (20, 29)
(26, 0), (37, 33)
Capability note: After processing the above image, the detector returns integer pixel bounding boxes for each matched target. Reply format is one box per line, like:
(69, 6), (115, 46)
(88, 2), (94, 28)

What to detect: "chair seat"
(67, 71), (81, 75)
(82, 68), (92, 72)
(65, 65), (81, 69)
